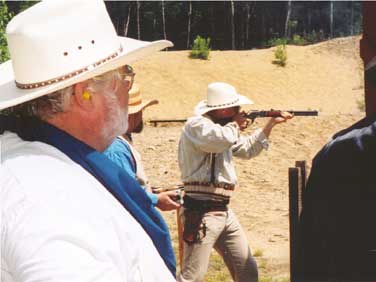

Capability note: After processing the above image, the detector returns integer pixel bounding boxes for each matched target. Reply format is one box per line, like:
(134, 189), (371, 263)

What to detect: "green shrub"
(272, 45), (287, 67)
(267, 37), (288, 47)
(291, 34), (307, 46)
(305, 31), (319, 44)
(267, 32), (323, 48)
(19, 1), (39, 13)
(189, 35), (211, 60)
(0, 0), (13, 63)
(0, 46), (9, 63)
(288, 20), (298, 30)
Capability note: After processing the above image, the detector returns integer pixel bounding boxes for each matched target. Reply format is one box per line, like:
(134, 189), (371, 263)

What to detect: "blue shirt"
(105, 137), (159, 206)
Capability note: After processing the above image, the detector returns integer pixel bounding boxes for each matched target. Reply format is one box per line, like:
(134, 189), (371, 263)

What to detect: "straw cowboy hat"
(128, 83), (158, 115)
(194, 82), (254, 116)
(0, 0), (173, 111)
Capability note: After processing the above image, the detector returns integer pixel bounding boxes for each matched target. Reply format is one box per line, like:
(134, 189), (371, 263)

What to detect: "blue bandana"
(0, 116), (176, 276)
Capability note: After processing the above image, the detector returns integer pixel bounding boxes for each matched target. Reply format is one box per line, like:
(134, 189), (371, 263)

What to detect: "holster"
(183, 209), (206, 244)
(182, 196), (228, 244)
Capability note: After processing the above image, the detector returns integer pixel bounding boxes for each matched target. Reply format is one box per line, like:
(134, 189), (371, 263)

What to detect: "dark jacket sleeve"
(300, 116), (376, 281)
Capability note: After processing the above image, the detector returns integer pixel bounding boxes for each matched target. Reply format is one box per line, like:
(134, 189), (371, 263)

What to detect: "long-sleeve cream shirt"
(178, 115), (269, 201)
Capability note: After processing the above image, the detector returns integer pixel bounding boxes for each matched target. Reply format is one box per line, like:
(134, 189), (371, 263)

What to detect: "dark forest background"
(104, 1), (362, 50)
(1, 1), (363, 60)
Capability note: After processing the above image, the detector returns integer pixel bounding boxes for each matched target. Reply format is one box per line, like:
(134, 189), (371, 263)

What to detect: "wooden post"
(153, 186), (185, 269)
(361, 2), (376, 116)
(289, 161), (307, 282)
(176, 207), (184, 269)
(295, 160), (306, 215)
(289, 167), (300, 282)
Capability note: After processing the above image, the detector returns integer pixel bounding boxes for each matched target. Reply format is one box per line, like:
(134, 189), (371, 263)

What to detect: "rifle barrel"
(246, 110), (318, 119)
(287, 110), (318, 116)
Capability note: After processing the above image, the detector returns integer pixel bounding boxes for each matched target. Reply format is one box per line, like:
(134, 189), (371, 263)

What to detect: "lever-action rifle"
(245, 110), (318, 123)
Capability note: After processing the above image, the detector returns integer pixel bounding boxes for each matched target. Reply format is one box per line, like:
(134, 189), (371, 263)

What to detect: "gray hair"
(7, 69), (121, 120)
(87, 68), (122, 94)
(28, 86), (74, 119)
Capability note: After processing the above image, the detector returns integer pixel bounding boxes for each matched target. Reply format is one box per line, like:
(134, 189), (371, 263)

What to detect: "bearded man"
(0, 1), (176, 281)
(105, 85), (181, 211)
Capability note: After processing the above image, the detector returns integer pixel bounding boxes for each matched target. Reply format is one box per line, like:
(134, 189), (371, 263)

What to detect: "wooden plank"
(289, 167), (300, 282)
(295, 160), (306, 217)
(176, 208), (184, 270)
(361, 2), (376, 116)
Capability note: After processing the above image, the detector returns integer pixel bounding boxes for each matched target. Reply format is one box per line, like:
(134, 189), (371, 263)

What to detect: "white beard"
(101, 90), (128, 146)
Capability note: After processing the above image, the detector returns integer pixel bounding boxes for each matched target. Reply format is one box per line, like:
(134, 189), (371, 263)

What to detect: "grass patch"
(260, 277), (290, 282)
(204, 252), (231, 281)
(253, 248), (264, 257)
(174, 239), (287, 281)
(258, 259), (267, 270)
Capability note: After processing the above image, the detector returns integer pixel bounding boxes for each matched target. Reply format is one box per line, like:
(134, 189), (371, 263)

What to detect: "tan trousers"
(177, 208), (258, 282)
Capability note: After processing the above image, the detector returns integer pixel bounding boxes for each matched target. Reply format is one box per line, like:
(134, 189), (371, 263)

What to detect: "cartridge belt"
(183, 181), (235, 191)
(183, 195), (228, 212)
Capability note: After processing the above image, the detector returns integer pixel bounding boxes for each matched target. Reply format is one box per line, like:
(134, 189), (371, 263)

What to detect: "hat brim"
(194, 94), (254, 116)
(0, 37), (172, 111)
(129, 99), (159, 115)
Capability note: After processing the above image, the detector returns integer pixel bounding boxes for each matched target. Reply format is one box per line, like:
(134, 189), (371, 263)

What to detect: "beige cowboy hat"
(194, 82), (254, 116)
(128, 83), (159, 115)
(0, 0), (173, 111)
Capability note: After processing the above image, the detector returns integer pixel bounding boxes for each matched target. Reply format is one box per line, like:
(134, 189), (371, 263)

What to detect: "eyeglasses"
(119, 64), (136, 90)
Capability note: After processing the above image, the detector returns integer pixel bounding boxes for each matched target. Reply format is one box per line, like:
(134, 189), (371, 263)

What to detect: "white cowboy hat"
(128, 83), (158, 115)
(194, 82), (254, 116)
(0, 0), (173, 111)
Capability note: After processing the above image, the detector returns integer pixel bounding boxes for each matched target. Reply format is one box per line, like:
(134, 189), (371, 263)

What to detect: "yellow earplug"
(82, 91), (91, 100)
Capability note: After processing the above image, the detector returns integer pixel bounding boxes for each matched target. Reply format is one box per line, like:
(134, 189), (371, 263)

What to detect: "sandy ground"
(131, 36), (364, 280)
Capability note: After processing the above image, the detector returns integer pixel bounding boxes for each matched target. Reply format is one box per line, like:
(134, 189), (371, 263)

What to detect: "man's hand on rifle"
(263, 111), (294, 137)
(156, 190), (184, 211)
(271, 111), (294, 124)
(233, 111), (249, 131)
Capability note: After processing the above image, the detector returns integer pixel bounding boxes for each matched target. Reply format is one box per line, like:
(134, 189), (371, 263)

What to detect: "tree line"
(105, 1), (362, 50)
(1, 1), (363, 63)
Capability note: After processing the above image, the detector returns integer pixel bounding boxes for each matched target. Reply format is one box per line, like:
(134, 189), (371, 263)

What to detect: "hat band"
(207, 98), (239, 108)
(15, 46), (123, 90)
(129, 100), (143, 106)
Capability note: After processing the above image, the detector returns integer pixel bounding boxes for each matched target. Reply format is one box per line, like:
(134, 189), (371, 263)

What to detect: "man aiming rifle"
(177, 82), (294, 282)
